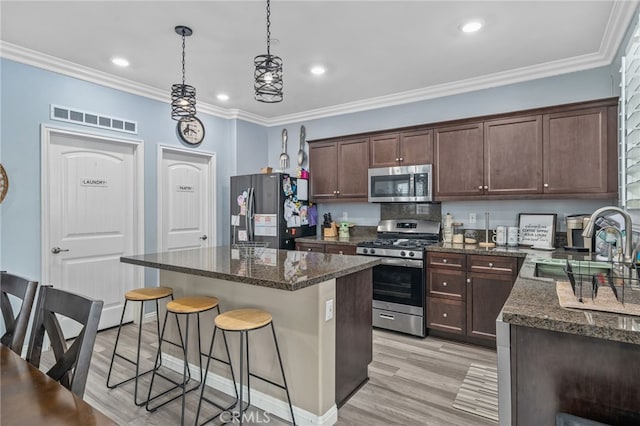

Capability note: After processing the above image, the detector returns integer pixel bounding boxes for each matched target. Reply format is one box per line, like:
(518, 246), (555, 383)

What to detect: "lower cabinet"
(295, 241), (356, 255)
(427, 251), (520, 344)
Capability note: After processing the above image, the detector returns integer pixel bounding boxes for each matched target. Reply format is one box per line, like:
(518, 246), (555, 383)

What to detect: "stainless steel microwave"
(368, 164), (432, 203)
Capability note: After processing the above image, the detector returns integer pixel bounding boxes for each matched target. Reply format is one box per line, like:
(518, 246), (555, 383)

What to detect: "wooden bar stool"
(195, 308), (296, 426)
(106, 286), (174, 405)
(146, 296), (234, 426)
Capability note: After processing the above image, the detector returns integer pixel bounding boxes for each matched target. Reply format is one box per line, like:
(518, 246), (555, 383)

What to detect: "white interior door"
(42, 127), (143, 334)
(159, 147), (215, 252)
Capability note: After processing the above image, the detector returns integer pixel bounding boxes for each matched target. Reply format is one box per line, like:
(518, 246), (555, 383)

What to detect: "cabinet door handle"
(442, 282), (448, 287)
(467, 278), (471, 283)
(307, 248), (312, 252)
(484, 185), (489, 190)
(399, 157), (404, 161)
(379, 313), (395, 320)
(478, 185), (483, 190)
(336, 190), (340, 195)
(544, 183), (549, 188)
(339, 250), (343, 255)
(443, 312), (448, 318)
(489, 262), (494, 267)
(395, 157), (399, 162)
(442, 259), (448, 263)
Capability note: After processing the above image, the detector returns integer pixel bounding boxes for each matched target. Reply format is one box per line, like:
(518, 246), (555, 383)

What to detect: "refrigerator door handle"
(248, 187), (255, 241)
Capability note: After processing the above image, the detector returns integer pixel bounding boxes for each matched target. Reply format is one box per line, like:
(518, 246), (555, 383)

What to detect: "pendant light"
(171, 25), (196, 121)
(254, 0), (283, 103)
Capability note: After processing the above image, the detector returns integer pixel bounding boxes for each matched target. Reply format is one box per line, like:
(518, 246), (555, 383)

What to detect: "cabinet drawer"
(427, 297), (465, 334)
(427, 252), (465, 269)
(468, 255), (517, 275)
(325, 244), (356, 255)
(296, 243), (325, 253)
(428, 268), (466, 300)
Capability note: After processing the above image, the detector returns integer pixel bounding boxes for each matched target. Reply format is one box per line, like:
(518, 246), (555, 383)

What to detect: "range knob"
(408, 251), (415, 257)
(400, 251), (406, 257)
(362, 248), (368, 254)
(370, 248), (376, 254)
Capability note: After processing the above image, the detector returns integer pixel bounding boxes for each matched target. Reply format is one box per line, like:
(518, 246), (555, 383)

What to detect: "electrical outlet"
(469, 213), (476, 224)
(325, 299), (334, 321)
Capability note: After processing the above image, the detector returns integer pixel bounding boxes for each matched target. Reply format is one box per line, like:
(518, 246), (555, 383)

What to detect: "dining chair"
(0, 271), (38, 355)
(26, 286), (103, 398)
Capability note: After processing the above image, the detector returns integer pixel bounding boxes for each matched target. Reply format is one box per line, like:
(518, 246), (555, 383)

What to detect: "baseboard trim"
(161, 353), (338, 426)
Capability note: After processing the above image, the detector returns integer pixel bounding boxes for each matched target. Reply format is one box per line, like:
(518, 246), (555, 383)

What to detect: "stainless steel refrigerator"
(230, 173), (316, 250)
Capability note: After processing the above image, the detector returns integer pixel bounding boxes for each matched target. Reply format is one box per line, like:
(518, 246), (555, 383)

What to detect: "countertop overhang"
(121, 246), (380, 291)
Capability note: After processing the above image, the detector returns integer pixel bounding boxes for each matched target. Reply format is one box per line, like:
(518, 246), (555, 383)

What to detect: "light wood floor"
(49, 323), (497, 425)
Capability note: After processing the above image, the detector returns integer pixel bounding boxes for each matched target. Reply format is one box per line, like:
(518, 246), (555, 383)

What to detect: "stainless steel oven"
(356, 219), (440, 337)
(371, 258), (425, 337)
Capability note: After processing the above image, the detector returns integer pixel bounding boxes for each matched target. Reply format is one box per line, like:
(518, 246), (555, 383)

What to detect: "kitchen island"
(121, 246), (380, 426)
(498, 252), (640, 425)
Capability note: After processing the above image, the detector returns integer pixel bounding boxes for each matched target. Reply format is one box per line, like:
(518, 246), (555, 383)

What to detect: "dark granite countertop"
(426, 243), (640, 344)
(294, 236), (374, 246)
(121, 246), (380, 291)
(426, 242), (529, 258)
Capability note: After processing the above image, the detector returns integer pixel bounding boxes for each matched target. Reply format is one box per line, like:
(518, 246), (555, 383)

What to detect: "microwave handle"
(409, 174), (415, 197)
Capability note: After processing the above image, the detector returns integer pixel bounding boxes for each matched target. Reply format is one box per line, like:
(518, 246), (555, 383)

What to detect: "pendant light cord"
(266, 0), (271, 56)
(181, 30), (187, 86)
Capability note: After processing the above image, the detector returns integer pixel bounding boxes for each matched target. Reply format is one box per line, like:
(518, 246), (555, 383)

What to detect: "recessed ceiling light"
(217, 93), (229, 101)
(111, 57), (130, 67)
(310, 65), (326, 76)
(461, 21), (483, 33)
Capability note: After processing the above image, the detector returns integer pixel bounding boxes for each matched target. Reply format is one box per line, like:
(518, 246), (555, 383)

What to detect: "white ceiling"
(0, 1), (636, 124)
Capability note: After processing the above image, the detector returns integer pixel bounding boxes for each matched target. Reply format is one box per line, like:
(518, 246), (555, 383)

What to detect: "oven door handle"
(379, 257), (423, 268)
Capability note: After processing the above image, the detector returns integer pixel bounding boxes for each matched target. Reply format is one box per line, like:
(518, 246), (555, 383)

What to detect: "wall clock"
(177, 117), (205, 145)
(0, 163), (8, 203)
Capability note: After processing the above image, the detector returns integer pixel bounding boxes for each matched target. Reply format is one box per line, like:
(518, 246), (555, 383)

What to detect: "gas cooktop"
(355, 219), (441, 259)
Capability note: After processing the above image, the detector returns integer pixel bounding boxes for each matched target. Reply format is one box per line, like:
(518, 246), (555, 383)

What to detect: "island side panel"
(335, 268), (372, 407)
(511, 325), (640, 425)
(159, 270), (337, 418)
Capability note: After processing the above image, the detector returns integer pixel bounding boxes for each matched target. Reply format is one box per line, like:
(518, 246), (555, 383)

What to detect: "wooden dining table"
(0, 344), (116, 425)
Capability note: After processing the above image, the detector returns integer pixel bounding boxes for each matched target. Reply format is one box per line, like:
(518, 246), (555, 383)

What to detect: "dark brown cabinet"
(434, 123), (484, 197)
(427, 252), (520, 344)
(295, 241), (356, 255)
(308, 97), (617, 202)
(435, 116), (543, 198)
(543, 106), (610, 194)
(466, 255), (518, 340)
(370, 129), (433, 168)
(484, 115), (543, 195)
(309, 137), (369, 201)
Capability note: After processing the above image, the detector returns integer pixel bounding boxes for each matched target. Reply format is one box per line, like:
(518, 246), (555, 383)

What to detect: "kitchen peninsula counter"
(121, 245), (379, 291)
(120, 246), (378, 426)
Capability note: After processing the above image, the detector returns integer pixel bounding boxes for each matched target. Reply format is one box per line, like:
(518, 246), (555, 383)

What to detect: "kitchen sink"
(531, 257), (612, 280)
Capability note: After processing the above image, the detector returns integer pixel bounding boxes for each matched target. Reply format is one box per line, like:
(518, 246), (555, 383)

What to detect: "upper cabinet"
(434, 123), (484, 197)
(307, 97), (617, 203)
(370, 129), (433, 168)
(484, 115), (543, 196)
(543, 106), (610, 194)
(309, 137), (369, 201)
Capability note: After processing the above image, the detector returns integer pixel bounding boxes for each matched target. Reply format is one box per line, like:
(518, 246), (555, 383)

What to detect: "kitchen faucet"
(582, 206), (633, 263)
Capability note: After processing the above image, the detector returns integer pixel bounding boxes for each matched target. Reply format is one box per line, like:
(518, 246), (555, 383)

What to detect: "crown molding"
(1, 0), (636, 128)
(0, 41), (270, 126)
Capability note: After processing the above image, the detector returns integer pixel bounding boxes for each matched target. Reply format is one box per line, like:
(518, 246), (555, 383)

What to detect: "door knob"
(200, 235), (208, 240)
(51, 247), (69, 254)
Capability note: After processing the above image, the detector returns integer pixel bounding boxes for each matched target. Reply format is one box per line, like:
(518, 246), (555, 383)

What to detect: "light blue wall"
(235, 119), (267, 175)
(0, 58), (250, 283)
(269, 66), (618, 231)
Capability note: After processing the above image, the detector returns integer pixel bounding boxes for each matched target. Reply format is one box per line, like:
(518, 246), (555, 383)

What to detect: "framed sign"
(518, 213), (557, 249)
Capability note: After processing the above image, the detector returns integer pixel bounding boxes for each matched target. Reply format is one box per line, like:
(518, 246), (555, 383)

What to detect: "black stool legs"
(106, 295), (173, 406)
(194, 325), (238, 425)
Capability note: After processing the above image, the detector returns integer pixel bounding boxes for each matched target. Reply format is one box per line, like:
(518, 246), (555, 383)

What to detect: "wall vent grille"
(50, 104), (138, 134)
